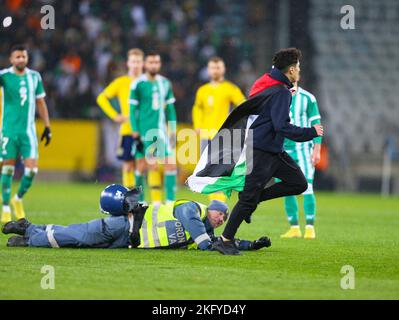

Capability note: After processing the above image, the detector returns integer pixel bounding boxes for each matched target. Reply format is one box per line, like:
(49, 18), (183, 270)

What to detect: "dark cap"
(208, 200), (229, 219)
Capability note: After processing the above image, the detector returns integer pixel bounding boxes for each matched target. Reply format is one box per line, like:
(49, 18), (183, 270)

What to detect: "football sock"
(17, 168), (38, 199)
(1, 165), (15, 206)
(122, 169), (135, 189)
(1, 205), (11, 224)
(208, 192), (227, 203)
(304, 194), (316, 225)
(284, 196), (299, 226)
(148, 170), (162, 203)
(164, 170), (177, 202)
(11, 194), (26, 220)
(135, 171), (145, 201)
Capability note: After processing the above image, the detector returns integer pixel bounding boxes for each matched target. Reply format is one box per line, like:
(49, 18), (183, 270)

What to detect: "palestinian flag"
(187, 86), (282, 197)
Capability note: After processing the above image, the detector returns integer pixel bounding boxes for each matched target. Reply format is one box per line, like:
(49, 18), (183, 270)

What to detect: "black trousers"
(222, 148), (308, 240)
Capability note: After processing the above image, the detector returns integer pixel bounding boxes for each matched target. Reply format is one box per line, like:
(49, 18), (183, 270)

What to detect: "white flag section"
(187, 115), (258, 198)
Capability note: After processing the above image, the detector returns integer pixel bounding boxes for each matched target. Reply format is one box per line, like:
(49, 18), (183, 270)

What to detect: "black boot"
(7, 236), (29, 247)
(244, 213), (252, 224)
(212, 238), (241, 255)
(2, 218), (31, 235)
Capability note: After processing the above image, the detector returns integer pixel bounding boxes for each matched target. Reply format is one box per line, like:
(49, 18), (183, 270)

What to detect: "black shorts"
(117, 135), (135, 161)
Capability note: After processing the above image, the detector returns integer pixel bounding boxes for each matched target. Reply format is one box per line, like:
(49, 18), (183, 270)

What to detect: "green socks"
(17, 168), (37, 199)
(135, 171), (145, 201)
(1, 166), (38, 206)
(1, 165), (15, 206)
(284, 194), (316, 226)
(284, 196), (299, 226)
(304, 194), (316, 225)
(165, 170), (177, 202)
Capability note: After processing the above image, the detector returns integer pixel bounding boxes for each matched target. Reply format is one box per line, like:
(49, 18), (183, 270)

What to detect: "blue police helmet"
(100, 184), (129, 216)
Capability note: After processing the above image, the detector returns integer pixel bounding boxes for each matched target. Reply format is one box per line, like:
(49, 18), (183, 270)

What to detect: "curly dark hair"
(272, 48), (302, 72)
(10, 44), (28, 54)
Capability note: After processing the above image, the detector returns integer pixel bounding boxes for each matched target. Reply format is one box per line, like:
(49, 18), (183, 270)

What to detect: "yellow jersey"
(192, 80), (245, 139)
(97, 75), (137, 136)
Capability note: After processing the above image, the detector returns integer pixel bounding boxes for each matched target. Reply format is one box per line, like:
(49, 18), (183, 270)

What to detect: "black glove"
(41, 127), (52, 146)
(250, 237), (272, 250)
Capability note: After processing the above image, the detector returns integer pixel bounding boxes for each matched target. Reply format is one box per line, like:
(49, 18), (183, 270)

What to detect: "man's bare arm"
(36, 97), (51, 127)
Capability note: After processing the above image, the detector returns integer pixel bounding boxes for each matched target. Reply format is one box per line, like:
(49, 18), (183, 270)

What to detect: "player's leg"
(135, 158), (146, 201)
(118, 135), (136, 189)
(163, 134), (177, 203)
(164, 161), (177, 203)
(147, 161), (162, 205)
(280, 196), (302, 238)
(0, 157), (3, 203)
(1, 159), (16, 224)
(1, 135), (18, 224)
(12, 158), (38, 220)
(302, 146), (316, 239)
(13, 133), (40, 220)
(279, 150), (302, 238)
(122, 160), (135, 188)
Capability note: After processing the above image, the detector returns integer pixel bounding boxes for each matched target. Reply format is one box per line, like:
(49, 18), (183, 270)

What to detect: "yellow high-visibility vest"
(138, 200), (208, 249)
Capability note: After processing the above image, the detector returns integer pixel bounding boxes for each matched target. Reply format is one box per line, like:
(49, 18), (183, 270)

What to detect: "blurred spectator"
(0, 0), (256, 122)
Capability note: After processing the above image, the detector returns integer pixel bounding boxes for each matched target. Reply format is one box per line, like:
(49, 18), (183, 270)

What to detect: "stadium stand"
(310, 0), (399, 156)
(0, 0), (257, 121)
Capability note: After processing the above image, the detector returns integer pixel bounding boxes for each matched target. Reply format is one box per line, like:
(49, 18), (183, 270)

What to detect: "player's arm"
(307, 96), (322, 165)
(97, 79), (127, 124)
(129, 81), (140, 138)
(36, 98), (51, 146)
(35, 74), (51, 146)
(192, 88), (203, 134)
(174, 202), (213, 250)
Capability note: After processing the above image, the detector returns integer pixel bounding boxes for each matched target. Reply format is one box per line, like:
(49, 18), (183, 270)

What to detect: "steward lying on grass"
(2, 184), (271, 253)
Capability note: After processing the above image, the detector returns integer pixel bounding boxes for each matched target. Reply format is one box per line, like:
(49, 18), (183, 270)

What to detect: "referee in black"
(213, 48), (324, 255)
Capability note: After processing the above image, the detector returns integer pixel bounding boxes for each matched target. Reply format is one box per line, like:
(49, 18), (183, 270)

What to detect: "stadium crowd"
(0, 0), (258, 121)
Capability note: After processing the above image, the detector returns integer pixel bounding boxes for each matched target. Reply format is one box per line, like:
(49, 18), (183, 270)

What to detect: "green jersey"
(284, 87), (322, 150)
(129, 74), (176, 135)
(0, 67), (45, 135)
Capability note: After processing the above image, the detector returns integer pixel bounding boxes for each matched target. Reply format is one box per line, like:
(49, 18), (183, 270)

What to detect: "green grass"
(0, 182), (398, 300)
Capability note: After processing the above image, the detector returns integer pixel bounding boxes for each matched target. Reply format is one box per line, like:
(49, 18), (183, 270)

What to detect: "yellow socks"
(208, 192), (227, 203)
(1, 205), (12, 224)
(11, 195), (25, 220)
(122, 170), (136, 189)
(148, 170), (162, 204)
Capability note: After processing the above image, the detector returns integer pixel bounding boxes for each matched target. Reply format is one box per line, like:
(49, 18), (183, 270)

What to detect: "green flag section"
(187, 148), (247, 198)
(187, 115), (259, 198)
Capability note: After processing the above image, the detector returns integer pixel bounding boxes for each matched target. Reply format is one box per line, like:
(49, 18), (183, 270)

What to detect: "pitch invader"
(0, 45), (51, 224)
(129, 52), (177, 204)
(280, 81), (322, 239)
(97, 49), (145, 195)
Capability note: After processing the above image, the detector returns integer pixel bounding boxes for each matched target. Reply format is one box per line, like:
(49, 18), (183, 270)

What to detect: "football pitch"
(0, 182), (398, 300)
